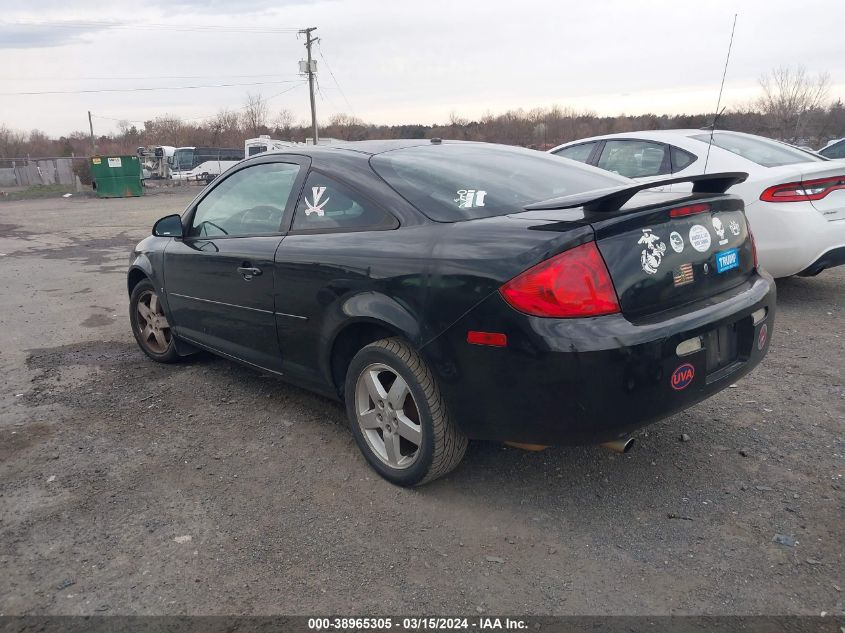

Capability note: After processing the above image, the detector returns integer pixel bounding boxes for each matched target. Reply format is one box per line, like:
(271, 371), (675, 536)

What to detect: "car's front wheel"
(345, 338), (467, 486)
(129, 279), (179, 363)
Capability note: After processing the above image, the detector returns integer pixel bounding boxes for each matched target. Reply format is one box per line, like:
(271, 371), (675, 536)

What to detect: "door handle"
(237, 266), (262, 280)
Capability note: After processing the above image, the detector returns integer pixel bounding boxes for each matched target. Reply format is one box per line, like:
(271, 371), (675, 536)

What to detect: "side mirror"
(152, 214), (184, 238)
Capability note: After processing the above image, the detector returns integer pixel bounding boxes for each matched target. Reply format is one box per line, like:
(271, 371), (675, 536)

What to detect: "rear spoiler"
(525, 172), (749, 213)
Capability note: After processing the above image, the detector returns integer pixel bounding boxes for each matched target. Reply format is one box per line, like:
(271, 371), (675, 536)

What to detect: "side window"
(597, 140), (670, 178)
(821, 141), (845, 159)
(291, 171), (398, 233)
(671, 146), (698, 172)
(189, 162), (301, 237)
(553, 142), (597, 164)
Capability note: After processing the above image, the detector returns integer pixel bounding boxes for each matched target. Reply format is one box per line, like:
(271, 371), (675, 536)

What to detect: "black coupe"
(128, 140), (775, 485)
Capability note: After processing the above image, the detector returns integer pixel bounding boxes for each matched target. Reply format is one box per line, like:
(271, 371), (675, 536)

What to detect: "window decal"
(729, 219), (741, 236)
(673, 262), (695, 287)
(712, 217), (728, 245)
(454, 189), (487, 209)
(689, 225), (712, 253)
(305, 186), (331, 217)
(638, 229), (667, 275)
(669, 231), (684, 253)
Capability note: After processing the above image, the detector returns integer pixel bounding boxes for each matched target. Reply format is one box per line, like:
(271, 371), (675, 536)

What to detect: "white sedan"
(549, 130), (845, 278)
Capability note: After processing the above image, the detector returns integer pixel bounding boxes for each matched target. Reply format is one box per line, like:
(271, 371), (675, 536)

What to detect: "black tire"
(129, 279), (180, 363)
(345, 337), (467, 486)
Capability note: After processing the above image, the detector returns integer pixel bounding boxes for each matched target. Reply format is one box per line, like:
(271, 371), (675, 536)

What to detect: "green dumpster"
(90, 155), (143, 198)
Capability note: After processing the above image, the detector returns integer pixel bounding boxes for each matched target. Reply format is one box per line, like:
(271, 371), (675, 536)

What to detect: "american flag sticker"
(673, 263), (694, 287)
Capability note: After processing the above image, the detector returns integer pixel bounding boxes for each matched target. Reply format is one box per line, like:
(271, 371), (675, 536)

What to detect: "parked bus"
(169, 146), (244, 183)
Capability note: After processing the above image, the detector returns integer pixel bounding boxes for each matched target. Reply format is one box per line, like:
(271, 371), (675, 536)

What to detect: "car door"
(273, 170), (400, 387)
(164, 157), (309, 371)
(595, 139), (672, 191)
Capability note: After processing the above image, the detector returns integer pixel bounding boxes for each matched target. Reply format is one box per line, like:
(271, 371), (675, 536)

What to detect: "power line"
(2, 79), (304, 96)
(91, 81), (307, 125)
(2, 19), (300, 34)
(314, 76), (340, 112)
(1, 73), (298, 82)
(182, 82), (307, 121)
(317, 40), (355, 115)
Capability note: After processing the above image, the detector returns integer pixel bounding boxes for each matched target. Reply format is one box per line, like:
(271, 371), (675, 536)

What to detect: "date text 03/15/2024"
(307, 617), (528, 630)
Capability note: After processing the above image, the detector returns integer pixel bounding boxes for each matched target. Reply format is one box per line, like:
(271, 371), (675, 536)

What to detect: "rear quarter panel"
(273, 213), (592, 393)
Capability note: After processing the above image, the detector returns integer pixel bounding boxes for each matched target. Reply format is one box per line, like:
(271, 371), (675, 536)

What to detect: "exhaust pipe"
(600, 437), (635, 454)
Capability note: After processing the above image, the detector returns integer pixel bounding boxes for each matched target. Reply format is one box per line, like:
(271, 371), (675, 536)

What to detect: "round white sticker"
(669, 231), (684, 253)
(689, 225), (712, 253)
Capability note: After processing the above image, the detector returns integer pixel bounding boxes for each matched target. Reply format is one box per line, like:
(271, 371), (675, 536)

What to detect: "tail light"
(760, 175), (845, 202)
(669, 202), (710, 217)
(500, 242), (620, 318)
(748, 224), (759, 269)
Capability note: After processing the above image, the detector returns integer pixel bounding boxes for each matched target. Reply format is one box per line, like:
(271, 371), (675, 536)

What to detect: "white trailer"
(244, 135), (302, 157)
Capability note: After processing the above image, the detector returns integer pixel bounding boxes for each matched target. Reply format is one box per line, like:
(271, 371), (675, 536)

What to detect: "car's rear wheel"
(130, 279), (179, 363)
(345, 337), (467, 486)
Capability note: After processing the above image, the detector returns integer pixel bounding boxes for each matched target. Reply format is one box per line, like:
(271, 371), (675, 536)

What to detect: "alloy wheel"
(354, 363), (423, 469)
(136, 290), (172, 354)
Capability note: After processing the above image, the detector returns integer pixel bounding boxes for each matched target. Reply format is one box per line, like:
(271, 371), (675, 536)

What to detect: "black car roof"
(330, 139), (438, 154)
(261, 138), (464, 159)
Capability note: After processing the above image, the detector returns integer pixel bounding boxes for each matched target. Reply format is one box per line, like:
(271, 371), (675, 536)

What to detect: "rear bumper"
(746, 201), (845, 277)
(422, 273), (775, 445)
(797, 245), (845, 276)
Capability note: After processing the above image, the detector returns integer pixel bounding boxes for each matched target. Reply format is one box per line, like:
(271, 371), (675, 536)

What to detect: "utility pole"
(87, 110), (96, 155)
(299, 27), (318, 144)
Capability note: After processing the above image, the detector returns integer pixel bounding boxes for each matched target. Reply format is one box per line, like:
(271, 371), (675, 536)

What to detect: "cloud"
(2, 0), (844, 136)
(0, 22), (112, 49)
(161, 0), (330, 14)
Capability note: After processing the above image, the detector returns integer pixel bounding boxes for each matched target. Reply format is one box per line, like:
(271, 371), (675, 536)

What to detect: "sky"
(1, 0), (844, 137)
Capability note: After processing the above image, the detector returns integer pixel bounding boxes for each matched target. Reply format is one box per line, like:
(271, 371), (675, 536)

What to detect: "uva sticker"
(758, 323), (768, 351)
(670, 363), (695, 391)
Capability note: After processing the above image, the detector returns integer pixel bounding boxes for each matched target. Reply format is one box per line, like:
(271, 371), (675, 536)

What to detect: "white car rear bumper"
(745, 200), (845, 277)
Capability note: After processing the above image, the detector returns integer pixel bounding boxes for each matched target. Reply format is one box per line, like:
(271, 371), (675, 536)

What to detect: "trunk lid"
(591, 191), (755, 319)
(520, 172), (756, 320)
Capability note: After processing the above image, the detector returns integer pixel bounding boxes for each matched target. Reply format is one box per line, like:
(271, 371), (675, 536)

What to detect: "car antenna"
(704, 13), (738, 174)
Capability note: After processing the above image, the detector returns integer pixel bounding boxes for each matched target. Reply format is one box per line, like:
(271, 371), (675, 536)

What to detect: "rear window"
(690, 132), (823, 167)
(370, 143), (627, 221)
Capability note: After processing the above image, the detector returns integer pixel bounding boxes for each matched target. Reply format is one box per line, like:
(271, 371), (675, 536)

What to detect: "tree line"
(1, 65), (842, 159)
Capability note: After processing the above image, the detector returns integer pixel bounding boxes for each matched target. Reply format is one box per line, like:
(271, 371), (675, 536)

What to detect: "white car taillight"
(760, 175), (845, 202)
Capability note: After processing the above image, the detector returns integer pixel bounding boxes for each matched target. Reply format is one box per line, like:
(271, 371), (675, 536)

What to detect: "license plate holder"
(704, 323), (739, 373)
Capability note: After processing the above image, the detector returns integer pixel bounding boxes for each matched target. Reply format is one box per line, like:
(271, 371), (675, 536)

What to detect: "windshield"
(370, 143), (628, 221)
(172, 149), (194, 171)
(690, 132), (822, 167)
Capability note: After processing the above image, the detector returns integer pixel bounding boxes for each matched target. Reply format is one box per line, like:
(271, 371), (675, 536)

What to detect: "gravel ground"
(0, 192), (842, 616)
